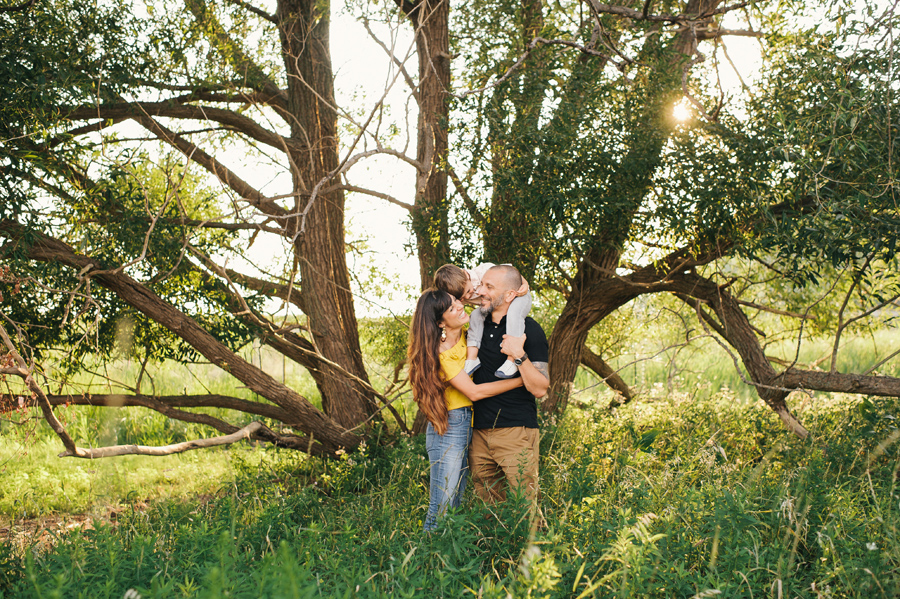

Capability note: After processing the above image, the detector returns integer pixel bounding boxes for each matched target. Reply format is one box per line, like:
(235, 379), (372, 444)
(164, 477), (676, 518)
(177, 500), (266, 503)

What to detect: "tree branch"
(778, 370), (900, 398)
(0, 321), (79, 455)
(0, 219), (360, 454)
(225, 0), (276, 23)
(131, 113), (289, 219)
(339, 185), (415, 211)
(580, 346), (636, 405)
(58, 421), (266, 458)
(183, 0), (286, 108)
(63, 102), (292, 152)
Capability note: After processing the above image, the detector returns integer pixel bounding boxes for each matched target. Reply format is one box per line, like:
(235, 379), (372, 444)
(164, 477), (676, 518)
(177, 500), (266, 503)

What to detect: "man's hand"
(501, 334), (548, 397)
(500, 334), (527, 360)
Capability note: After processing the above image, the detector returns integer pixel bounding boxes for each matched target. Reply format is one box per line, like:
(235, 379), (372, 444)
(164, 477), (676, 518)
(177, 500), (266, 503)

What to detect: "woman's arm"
(447, 370), (523, 401)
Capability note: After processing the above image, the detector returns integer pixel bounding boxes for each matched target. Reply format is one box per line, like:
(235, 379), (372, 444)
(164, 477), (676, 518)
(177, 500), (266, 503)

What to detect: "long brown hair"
(408, 289), (453, 434)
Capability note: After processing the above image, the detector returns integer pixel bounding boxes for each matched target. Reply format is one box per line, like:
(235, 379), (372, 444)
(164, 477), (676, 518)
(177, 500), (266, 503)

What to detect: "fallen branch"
(58, 421), (266, 458)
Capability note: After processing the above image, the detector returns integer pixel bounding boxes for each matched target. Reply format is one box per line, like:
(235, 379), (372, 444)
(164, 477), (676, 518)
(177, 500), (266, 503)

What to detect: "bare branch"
(0, 321), (80, 455)
(580, 346), (635, 405)
(131, 112), (289, 219)
(448, 168), (487, 229)
(864, 346), (900, 377)
(455, 36), (618, 99)
(831, 260), (871, 371)
(362, 18), (420, 102)
(188, 246), (305, 311)
(183, 0), (286, 107)
(734, 298), (813, 320)
(58, 421), (266, 458)
(340, 185), (415, 211)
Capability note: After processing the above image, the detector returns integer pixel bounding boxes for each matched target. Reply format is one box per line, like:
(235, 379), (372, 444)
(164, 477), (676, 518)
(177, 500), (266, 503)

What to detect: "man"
(469, 264), (549, 509)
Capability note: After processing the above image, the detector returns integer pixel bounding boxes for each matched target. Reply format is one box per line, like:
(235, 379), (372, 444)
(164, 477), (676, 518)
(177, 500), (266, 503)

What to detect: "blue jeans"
(424, 406), (473, 531)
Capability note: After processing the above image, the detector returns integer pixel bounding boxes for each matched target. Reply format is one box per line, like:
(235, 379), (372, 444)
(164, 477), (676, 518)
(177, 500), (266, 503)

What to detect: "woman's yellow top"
(439, 333), (473, 410)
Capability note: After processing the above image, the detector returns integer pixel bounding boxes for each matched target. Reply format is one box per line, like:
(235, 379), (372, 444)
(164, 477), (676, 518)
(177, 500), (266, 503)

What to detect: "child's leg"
(495, 292), (533, 378)
(465, 309), (485, 374)
(467, 308), (485, 348)
(505, 291), (533, 338)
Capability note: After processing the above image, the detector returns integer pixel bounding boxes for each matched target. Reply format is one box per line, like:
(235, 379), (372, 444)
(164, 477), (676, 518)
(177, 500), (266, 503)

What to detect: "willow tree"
(447, 0), (900, 435)
(0, 0), (425, 457)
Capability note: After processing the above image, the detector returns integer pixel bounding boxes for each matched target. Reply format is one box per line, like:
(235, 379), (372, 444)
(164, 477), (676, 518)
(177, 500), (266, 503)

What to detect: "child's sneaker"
(465, 359), (481, 375)
(494, 360), (518, 379)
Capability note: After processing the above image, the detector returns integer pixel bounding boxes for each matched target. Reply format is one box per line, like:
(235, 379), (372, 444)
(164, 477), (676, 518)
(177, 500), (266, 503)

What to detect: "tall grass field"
(2, 384), (900, 598)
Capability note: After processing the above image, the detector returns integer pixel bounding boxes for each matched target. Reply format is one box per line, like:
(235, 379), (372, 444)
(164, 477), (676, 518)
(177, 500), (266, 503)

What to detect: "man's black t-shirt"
(471, 315), (549, 429)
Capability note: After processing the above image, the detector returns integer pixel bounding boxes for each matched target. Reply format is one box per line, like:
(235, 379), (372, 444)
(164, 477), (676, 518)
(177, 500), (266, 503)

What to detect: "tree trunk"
(400, 0), (452, 289)
(278, 0), (377, 428)
(541, 1), (720, 414)
(544, 248), (626, 413)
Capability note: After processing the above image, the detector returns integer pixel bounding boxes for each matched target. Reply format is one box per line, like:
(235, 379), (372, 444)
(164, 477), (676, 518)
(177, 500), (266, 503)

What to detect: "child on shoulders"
(433, 263), (532, 379)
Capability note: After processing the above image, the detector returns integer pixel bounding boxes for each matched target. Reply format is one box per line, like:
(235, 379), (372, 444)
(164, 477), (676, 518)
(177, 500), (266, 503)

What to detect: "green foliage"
(5, 390), (900, 597)
(739, 3), (900, 284)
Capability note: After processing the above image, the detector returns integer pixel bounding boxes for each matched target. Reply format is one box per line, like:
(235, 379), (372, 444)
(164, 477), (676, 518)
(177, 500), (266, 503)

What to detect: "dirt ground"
(0, 502), (148, 555)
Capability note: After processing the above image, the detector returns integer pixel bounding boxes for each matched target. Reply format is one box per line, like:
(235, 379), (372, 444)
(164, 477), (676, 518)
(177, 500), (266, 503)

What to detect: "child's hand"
(516, 278), (530, 297)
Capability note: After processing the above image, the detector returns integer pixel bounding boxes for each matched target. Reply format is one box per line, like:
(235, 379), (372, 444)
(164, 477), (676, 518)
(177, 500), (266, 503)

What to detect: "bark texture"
(277, 0), (377, 428)
(399, 0), (452, 288)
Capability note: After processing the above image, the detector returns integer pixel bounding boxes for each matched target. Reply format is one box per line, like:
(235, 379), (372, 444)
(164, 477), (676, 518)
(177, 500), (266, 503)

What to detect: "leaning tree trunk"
(673, 274), (810, 438)
(279, 0), (377, 428)
(544, 248), (627, 413)
(541, 0), (719, 416)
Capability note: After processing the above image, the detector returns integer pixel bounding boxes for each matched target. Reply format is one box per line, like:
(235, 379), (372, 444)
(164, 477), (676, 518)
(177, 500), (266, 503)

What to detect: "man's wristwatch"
(514, 352), (528, 366)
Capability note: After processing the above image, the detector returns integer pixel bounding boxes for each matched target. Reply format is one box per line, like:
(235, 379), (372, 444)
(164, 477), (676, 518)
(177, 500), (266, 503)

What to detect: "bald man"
(468, 264), (549, 512)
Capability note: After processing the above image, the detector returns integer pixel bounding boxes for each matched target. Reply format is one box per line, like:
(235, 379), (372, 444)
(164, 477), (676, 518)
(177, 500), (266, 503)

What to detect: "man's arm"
(500, 334), (549, 398)
(447, 370), (524, 401)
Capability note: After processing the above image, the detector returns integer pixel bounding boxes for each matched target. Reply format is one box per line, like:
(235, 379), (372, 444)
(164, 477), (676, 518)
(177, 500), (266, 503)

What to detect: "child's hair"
(433, 264), (468, 300)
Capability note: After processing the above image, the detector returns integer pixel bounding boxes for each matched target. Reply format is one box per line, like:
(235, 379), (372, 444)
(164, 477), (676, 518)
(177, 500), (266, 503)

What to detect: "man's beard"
(479, 295), (503, 317)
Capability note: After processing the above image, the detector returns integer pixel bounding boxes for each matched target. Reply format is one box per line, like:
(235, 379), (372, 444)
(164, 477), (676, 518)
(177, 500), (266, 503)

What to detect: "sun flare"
(673, 99), (692, 122)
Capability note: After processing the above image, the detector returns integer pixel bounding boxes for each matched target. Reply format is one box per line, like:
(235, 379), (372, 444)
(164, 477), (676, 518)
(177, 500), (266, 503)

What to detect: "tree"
(0, 0), (415, 456)
(446, 0), (900, 435)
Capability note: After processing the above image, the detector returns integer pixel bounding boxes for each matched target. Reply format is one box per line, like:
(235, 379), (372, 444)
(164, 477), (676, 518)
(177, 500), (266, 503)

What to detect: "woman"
(408, 289), (524, 531)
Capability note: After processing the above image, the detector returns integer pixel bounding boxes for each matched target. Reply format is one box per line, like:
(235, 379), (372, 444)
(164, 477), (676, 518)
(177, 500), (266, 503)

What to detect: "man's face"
(477, 270), (507, 316)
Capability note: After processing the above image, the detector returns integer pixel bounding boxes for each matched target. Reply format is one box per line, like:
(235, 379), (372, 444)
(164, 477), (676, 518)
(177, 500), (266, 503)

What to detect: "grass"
(2, 386), (900, 598)
(0, 434), (238, 519)
(577, 329), (900, 403)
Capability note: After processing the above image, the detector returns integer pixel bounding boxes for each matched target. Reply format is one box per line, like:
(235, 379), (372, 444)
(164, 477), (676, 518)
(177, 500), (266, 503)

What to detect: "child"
(433, 263), (532, 379)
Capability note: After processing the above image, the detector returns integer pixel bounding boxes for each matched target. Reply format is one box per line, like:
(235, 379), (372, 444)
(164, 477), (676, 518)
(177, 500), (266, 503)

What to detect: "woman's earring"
(440, 327), (447, 342)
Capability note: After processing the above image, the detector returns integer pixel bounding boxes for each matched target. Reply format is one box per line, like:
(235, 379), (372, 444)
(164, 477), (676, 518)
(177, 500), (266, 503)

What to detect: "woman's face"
(440, 296), (469, 330)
